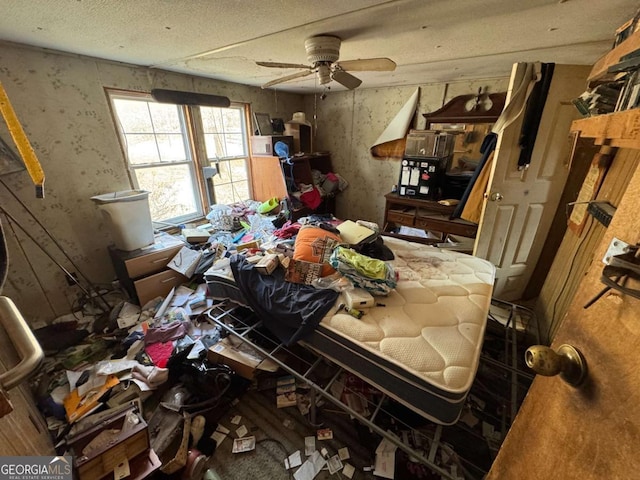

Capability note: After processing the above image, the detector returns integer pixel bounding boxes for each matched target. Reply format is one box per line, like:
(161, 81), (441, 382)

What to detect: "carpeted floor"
(202, 386), (378, 480)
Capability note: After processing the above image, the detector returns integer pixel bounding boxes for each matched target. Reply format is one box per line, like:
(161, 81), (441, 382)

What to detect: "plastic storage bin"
(91, 190), (154, 251)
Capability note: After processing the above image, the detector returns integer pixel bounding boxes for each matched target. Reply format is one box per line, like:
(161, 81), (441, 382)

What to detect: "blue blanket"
(230, 255), (339, 346)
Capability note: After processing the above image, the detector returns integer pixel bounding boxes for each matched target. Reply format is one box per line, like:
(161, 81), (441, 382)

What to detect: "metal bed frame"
(206, 298), (538, 479)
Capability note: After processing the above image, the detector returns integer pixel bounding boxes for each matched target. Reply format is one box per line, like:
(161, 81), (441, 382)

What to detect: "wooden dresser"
(109, 233), (186, 306)
(383, 192), (478, 243)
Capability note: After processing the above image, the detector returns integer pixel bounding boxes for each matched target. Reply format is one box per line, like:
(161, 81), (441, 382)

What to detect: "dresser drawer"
(387, 208), (416, 225)
(414, 214), (478, 238)
(134, 269), (188, 307)
(124, 245), (183, 279)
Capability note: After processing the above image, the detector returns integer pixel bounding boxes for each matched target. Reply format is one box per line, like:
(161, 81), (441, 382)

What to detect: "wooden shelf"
(589, 28), (640, 83)
(571, 109), (640, 149)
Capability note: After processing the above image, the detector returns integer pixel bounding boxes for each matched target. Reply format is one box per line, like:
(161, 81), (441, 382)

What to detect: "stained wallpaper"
(0, 41), (508, 324)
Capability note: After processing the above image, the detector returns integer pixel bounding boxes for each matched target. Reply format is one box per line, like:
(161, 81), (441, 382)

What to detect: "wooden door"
(487, 156), (640, 478)
(474, 64), (590, 300)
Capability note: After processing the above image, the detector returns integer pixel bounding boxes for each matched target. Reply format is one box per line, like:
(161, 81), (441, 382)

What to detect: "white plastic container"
(91, 190), (154, 251)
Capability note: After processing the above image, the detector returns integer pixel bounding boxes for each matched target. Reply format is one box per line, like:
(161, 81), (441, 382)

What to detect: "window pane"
(221, 109), (242, 132)
(113, 99), (152, 133)
(125, 133), (160, 165)
(149, 103), (182, 133)
(204, 133), (224, 158)
(135, 164), (199, 221)
(213, 183), (236, 205)
(233, 180), (250, 201)
(224, 134), (245, 157)
(156, 134), (187, 162)
(212, 160), (229, 186)
(202, 106), (246, 158)
(213, 181), (249, 205)
(228, 158), (248, 181)
(201, 108), (224, 133)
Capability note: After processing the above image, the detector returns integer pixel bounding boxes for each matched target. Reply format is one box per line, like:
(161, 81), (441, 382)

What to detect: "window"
(108, 90), (250, 225)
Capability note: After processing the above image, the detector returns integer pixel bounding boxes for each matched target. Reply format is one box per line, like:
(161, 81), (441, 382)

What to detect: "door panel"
(488, 156), (640, 478)
(0, 305), (53, 455)
(475, 64), (591, 300)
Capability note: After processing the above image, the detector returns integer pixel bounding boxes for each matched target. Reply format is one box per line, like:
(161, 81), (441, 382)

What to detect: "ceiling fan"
(256, 35), (396, 90)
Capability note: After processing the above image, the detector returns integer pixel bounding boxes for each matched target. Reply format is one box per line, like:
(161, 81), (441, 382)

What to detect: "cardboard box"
(207, 336), (278, 380)
(255, 253), (279, 275)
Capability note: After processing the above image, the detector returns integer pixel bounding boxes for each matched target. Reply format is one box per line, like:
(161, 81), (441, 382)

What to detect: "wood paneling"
(535, 147), (640, 342)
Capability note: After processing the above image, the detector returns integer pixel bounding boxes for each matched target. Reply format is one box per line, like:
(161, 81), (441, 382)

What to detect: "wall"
(0, 41), (509, 325)
(305, 78), (510, 223)
(0, 42), (304, 326)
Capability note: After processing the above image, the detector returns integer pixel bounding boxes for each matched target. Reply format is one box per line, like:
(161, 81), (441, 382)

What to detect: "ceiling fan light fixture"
(257, 33), (395, 90)
(305, 35), (341, 64)
(317, 64), (331, 85)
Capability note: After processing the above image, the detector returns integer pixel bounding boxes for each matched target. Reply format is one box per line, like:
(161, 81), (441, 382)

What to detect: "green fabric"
(336, 247), (387, 280)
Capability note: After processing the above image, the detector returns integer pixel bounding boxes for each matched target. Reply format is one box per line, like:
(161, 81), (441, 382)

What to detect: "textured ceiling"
(0, 0), (637, 93)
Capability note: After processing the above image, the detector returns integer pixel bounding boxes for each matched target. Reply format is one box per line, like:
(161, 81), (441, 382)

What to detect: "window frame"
(106, 88), (252, 226)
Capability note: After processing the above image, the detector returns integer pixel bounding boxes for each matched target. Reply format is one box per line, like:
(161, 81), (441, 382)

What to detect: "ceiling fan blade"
(262, 70), (314, 89)
(331, 70), (362, 90)
(256, 61), (311, 69)
(335, 58), (396, 72)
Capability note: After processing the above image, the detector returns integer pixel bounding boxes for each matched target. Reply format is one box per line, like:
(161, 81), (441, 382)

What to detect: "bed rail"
(206, 301), (479, 479)
(205, 298), (537, 479)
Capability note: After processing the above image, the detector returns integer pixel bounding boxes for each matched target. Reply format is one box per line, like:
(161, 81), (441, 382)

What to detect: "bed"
(205, 235), (495, 426)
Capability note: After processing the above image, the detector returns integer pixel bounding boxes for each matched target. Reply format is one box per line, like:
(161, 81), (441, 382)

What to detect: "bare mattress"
(206, 235), (495, 425)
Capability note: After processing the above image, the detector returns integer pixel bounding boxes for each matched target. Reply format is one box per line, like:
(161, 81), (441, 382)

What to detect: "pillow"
(293, 226), (342, 277)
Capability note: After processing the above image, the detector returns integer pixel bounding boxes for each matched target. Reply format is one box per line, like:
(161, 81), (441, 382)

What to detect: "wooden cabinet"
(250, 152), (335, 219)
(109, 233), (186, 306)
(383, 192), (478, 243)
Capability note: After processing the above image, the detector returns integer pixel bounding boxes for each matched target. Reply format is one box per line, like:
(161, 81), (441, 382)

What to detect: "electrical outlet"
(66, 272), (78, 286)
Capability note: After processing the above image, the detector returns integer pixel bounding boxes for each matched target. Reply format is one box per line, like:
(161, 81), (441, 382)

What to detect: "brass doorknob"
(525, 344), (587, 386)
(490, 192), (503, 201)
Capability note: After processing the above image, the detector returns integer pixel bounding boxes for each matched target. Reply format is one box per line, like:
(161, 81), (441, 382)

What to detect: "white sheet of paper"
(127, 377), (153, 392)
(374, 436), (398, 480)
(284, 450), (302, 470)
(171, 292), (193, 307)
(304, 436), (316, 456)
(66, 370), (84, 391)
(311, 451), (327, 473)
(211, 430), (227, 445)
(338, 447), (350, 461)
(216, 424), (230, 435)
(328, 454), (343, 475)
(236, 425), (248, 438)
(400, 167), (410, 185)
(409, 168), (420, 186)
(293, 460), (315, 480)
(374, 451), (395, 479)
(187, 340), (205, 359)
(342, 463), (356, 479)
(95, 359), (139, 376)
(231, 415), (242, 425)
(77, 372), (107, 397)
(117, 302), (140, 329)
(294, 451), (327, 480)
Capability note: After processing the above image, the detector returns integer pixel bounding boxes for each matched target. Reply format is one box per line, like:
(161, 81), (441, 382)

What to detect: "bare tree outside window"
(108, 91), (250, 225)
